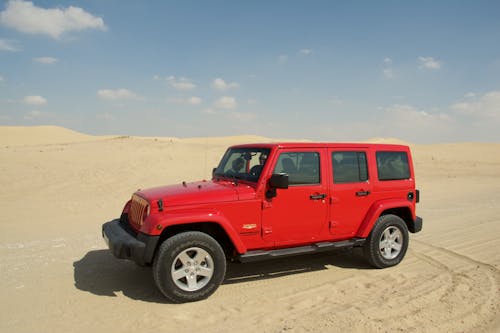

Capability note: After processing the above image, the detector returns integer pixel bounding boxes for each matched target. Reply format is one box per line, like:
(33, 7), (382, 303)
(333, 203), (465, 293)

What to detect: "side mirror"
(266, 174), (288, 199)
(212, 167), (217, 179)
(269, 173), (289, 189)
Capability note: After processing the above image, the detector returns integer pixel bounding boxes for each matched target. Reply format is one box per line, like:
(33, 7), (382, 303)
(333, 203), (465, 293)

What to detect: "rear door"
(328, 148), (373, 238)
(262, 148), (328, 246)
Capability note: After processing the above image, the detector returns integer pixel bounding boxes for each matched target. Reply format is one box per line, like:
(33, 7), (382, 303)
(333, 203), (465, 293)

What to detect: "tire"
(363, 214), (409, 268)
(153, 231), (226, 303)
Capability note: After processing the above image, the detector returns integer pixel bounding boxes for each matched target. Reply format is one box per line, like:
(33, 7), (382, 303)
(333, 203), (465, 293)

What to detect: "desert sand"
(0, 126), (499, 333)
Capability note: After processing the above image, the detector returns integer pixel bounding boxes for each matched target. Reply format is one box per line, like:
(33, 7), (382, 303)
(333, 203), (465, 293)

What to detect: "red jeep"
(103, 143), (422, 302)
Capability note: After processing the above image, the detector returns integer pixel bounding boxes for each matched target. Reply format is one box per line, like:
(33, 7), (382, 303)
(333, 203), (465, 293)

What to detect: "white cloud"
(33, 56), (58, 64)
(200, 108), (217, 115)
(168, 96), (202, 105)
(97, 89), (140, 101)
(23, 110), (42, 120)
(200, 108), (256, 121)
(451, 90), (500, 120)
(247, 99), (257, 105)
(167, 76), (196, 91)
(0, 38), (20, 51)
(383, 57), (393, 78)
(212, 78), (239, 91)
(23, 110), (54, 120)
(215, 96), (237, 110)
(277, 54), (288, 65)
(449, 90), (500, 141)
(188, 96), (202, 105)
(298, 48), (312, 56)
(383, 68), (393, 79)
(229, 111), (256, 121)
(0, 0), (106, 39)
(23, 95), (47, 105)
(385, 104), (450, 121)
(318, 103), (455, 143)
(418, 56), (442, 70)
(367, 92), (500, 142)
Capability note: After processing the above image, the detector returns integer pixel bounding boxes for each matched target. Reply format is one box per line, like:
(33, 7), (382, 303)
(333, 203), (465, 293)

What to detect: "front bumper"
(102, 219), (159, 265)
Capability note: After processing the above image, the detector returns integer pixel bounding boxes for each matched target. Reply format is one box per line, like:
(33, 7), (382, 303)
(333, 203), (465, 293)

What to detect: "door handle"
(356, 191), (370, 197)
(310, 194), (326, 200)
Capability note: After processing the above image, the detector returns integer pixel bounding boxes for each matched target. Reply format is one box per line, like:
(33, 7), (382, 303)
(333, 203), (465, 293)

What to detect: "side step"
(237, 238), (366, 263)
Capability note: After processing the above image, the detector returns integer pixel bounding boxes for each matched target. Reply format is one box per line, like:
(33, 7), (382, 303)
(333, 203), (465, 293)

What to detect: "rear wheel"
(153, 231), (226, 303)
(363, 214), (409, 268)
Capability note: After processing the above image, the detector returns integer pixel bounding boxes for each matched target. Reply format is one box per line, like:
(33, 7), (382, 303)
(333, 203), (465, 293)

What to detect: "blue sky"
(1, 0), (499, 143)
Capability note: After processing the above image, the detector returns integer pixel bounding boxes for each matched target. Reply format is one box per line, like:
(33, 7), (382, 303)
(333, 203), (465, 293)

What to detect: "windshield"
(214, 148), (271, 182)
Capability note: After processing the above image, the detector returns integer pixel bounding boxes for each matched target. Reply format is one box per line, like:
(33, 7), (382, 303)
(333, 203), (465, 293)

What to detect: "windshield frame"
(213, 147), (271, 183)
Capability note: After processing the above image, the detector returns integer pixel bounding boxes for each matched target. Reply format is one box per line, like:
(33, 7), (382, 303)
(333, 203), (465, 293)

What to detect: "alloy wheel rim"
(171, 247), (214, 292)
(379, 226), (403, 260)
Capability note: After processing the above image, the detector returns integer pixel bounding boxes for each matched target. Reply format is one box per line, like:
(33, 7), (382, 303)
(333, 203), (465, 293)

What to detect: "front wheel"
(153, 231), (226, 303)
(363, 214), (409, 268)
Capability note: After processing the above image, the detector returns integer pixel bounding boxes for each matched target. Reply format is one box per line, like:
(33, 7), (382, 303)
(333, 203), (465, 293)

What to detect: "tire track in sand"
(197, 240), (500, 333)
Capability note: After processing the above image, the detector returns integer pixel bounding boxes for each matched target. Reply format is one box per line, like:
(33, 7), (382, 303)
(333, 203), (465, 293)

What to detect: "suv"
(103, 143), (422, 303)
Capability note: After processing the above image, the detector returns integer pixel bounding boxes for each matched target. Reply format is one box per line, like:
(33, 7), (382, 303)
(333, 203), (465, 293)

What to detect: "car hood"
(135, 180), (256, 207)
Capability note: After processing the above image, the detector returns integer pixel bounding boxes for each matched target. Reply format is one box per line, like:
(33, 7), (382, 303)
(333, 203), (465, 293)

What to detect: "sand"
(0, 126), (499, 333)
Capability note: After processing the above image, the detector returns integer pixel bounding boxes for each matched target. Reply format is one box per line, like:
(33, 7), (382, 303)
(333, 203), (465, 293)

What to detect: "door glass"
(332, 151), (368, 183)
(273, 152), (320, 185)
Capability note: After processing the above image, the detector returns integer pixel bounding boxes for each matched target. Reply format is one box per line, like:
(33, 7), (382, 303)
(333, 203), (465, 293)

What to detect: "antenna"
(204, 137), (208, 178)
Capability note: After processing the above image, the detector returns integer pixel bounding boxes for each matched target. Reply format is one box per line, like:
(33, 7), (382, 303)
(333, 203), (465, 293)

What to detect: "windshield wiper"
(214, 172), (236, 180)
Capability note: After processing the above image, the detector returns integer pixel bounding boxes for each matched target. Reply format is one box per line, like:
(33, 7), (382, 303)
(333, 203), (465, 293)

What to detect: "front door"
(262, 149), (328, 246)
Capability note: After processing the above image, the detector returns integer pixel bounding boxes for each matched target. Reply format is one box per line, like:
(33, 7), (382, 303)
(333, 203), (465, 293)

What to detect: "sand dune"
(0, 125), (101, 146)
(0, 126), (499, 333)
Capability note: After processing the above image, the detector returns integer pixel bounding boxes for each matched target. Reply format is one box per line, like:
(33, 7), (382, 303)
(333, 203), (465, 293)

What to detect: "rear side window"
(376, 151), (410, 180)
(332, 151), (368, 184)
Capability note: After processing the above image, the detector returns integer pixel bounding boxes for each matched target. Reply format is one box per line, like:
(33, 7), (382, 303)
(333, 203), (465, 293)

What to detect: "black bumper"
(408, 216), (423, 233)
(102, 219), (159, 265)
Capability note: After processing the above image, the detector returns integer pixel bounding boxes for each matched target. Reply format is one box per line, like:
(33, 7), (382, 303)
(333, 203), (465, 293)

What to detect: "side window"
(332, 151), (368, 184)
(376, 151), (410, 180)
(273, 152), (320, 185)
